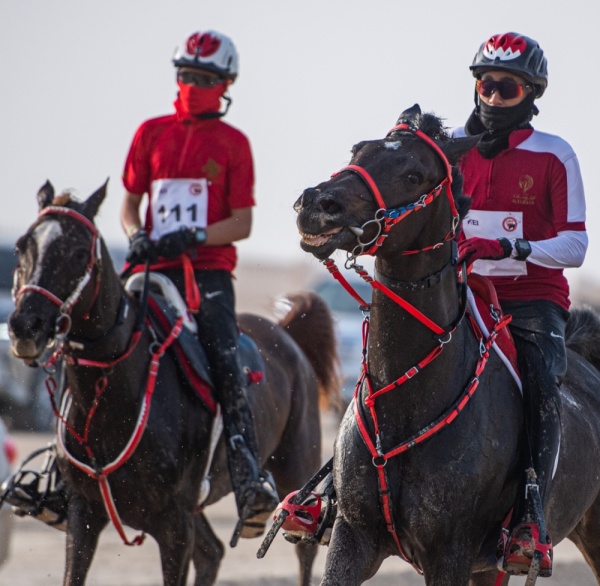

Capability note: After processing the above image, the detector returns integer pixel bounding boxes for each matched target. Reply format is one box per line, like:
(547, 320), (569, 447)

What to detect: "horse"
(7, 180), (340, 586)
(292, 103), (600, 586)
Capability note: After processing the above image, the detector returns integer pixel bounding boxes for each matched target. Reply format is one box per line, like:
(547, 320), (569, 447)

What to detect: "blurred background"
(1, 0), (598, 431)
(1, 2), (599, 579)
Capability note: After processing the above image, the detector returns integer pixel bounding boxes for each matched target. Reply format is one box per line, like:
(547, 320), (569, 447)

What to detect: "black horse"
(293, 104), (600, 585)
(8, 181), (340, 586)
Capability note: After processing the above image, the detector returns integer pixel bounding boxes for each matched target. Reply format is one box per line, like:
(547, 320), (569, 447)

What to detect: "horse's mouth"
(298, 225), (358, 259)
(10, 333), (56, 362)
(299, 227), (344, 248)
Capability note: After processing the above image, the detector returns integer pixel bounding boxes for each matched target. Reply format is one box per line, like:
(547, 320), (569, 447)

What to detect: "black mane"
(417, 112), (471, 227)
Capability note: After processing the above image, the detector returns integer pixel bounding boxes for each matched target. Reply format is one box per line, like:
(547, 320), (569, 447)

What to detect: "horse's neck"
(367, 255), (467, 391)
(68, 259), (136, 360)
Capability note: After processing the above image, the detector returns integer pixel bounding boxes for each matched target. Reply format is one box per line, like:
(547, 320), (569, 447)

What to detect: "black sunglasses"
(177, 70), (225, 88)
(476, 78), (531, 100)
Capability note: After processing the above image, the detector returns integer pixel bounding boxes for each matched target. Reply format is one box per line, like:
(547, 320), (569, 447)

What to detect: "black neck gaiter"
(465, 93), (537, 158)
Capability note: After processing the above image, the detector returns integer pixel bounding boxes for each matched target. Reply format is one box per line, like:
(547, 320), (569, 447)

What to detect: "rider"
(120, 29), (279, 541)
(454, 32), (588, 577)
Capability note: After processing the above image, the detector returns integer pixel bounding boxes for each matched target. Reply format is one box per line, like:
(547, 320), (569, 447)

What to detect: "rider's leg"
(501, 300), (568, 577)
(187, 270), (278, 539)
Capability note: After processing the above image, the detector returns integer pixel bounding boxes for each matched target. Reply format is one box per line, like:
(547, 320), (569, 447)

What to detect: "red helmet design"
(173, 30), (239, 81)
(185, 32), (221, 59)
(470, 32), (548, 97)
(483, 33), (527, 62)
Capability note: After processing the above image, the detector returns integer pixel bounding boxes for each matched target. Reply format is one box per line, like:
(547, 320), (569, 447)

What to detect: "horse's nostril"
(318, 195), (340, 215)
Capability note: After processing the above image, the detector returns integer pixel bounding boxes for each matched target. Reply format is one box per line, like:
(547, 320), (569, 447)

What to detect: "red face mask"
(176, 81), (226, 116)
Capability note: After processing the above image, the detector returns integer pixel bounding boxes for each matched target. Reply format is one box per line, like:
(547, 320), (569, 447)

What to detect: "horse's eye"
(15, 236), (26, 254)
(406, 174), (422, 185)
(72, 248), (89, 265)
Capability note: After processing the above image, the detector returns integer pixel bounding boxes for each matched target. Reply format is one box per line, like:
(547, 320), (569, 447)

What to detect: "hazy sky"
(1, 1), (598, 291)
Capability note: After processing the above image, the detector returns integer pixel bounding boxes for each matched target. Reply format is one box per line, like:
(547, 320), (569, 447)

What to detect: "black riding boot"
(221, 395), (279, 545)
(504, 338), (561, 577)
(165, 269), (280, 544)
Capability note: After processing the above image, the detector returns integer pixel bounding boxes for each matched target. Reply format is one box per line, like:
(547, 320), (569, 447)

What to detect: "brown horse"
(293, 104), (600, 585)
(7, 181), (340, 586)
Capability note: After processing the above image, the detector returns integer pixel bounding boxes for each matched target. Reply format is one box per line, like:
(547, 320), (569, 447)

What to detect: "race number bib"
(149, 178), (209, 240)
(462, 210), (527, 277)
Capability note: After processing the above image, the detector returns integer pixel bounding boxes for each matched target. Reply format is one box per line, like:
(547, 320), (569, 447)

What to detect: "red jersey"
(454, 127), (586, 310)
(123, 114), (255, 272)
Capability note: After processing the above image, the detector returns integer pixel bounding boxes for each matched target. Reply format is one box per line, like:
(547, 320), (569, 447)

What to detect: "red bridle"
(323, 126), (510, 572)
(16, 206), (102, 332)
(333, 123), (458, 257)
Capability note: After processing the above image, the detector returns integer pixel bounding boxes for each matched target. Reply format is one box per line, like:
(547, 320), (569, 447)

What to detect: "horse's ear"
(81, 178), (109, 220)
(437, 134), (482, 166)
(37, 180), (55, 211)
(395, 104), (422, 128)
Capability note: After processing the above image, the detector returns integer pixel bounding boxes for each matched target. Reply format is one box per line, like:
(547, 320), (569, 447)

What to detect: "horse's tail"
(275, 292), (343, 410)
(565, 305), (600, 371)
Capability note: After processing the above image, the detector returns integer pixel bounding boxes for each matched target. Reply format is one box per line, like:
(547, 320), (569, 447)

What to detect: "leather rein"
(14, 206), (182, 546)
(322, 124), (510, 570)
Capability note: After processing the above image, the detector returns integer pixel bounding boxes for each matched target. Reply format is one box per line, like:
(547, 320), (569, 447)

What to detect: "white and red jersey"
(123, 114), (255, 272)
(452, 127), (587, 310)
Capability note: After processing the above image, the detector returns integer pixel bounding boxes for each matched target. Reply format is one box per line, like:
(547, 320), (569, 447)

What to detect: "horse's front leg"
(470, 571), (510, 586)
(321, 516), (385, 586)
(150, 504), (195, 586)
(191, 511), (224, 586)
(63, 493), (108, 586)
(420, 540), (482, 586)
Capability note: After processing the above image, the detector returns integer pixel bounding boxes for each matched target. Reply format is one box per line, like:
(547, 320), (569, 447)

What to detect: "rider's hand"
(156, 228), (206, 259)
(457, 237), (512, 267)
(126, 229), (158, 265)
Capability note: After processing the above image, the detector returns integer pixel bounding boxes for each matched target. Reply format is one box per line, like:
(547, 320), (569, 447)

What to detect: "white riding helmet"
(173, 30), (239, 82)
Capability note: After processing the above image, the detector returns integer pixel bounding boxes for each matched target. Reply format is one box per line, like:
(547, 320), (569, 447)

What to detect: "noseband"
(16, 206), (102, 336)
(333, 123), (458, 258)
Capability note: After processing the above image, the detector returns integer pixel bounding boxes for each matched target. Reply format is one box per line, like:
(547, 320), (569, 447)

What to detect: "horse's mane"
(417, 112), (471, 228)
(565, 306), (600, 371)
(52, 191), (77, 207)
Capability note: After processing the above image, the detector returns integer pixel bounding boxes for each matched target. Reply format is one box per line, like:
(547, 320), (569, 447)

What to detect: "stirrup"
(502, 521), (553, 578)
(279, 473), (336, 546)
(0, 444), (68, 531)
(230, 470), (279, 547)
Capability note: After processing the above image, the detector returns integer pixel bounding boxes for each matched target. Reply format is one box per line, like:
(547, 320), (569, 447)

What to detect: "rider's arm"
(529, 230), (588, 269)
(121, 191), (144, 239)
(203, 207), (253, 246)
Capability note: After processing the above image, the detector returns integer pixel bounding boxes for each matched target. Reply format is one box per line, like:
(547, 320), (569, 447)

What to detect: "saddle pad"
(147, 294), (217, 413)
(146, 294), (267, 414)
(466, 274), (521, 392)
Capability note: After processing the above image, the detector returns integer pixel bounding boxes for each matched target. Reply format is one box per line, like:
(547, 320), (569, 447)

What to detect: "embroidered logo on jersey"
(502, 216), (518, 232)
(186, 33), (221, 58)
(202, 159), (222, 180)
(483, 33), (527, 62)
(513, 174), (535, 205)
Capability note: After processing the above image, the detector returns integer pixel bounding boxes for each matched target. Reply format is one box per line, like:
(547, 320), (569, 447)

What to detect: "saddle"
(125, 272), (266, 415)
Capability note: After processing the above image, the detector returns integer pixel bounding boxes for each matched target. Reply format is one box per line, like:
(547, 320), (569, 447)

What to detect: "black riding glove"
(126, 229), (158, 265)
(156, 227), (206, 259)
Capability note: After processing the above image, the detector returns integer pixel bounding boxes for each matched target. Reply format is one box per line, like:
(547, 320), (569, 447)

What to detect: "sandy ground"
(0, 412), (597, 585)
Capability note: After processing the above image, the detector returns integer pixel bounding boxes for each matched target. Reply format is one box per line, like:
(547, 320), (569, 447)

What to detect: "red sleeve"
(227, 131), (255, 209)
(122, 122), (151, 195)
